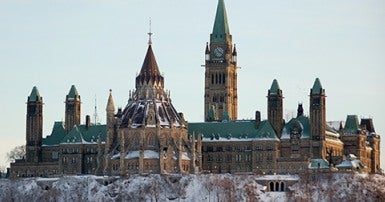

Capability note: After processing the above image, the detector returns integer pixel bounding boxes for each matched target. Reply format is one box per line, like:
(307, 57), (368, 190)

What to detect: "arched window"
(223, 74), (226, 84)
(269, 182), (274, 192)
(280, 182), (285, 191)
(215, 74), (218, 84)
(211, 74), (214, 84)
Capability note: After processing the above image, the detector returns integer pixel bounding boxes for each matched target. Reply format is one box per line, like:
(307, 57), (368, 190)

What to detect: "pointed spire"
(136, 34), (164, 88)
(205, 42), (210, 54)
(232, 44), (237, 56)
(148, 17), (153, 45)
(211, 0), (230, 42)
(106, 89), (115, 112)
(28, 86), (42, 102)
(311, 78), (324, 95)
(268, 79), (281, 95)
(67, 85), (79, 99)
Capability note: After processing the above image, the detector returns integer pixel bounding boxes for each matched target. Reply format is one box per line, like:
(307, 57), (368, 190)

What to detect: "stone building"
(103, 36), (199, 175)
(10, 0), (380, 178)
(188, 0), (380, 174)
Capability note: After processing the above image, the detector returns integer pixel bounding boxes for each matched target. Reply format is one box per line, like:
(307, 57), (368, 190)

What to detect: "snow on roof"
(254, 175), (299, 181)
(336, 159), (365, 170)
(308, 159), (329, 170)
(125, 150), (159, 159)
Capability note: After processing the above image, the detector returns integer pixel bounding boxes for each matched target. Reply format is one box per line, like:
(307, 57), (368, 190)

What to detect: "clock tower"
(204, 0), (237, 122)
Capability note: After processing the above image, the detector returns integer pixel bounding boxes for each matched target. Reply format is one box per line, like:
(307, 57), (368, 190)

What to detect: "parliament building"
(11, 0), (381, 178)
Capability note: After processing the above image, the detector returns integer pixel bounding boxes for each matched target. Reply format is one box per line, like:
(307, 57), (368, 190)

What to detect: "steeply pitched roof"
(42, 122), (66, 146)
(188, 120), (278, 141)
(67, 85), (79, 99)
(311, 78), (323, 95)
(135, 44), (164, 88)
(106, 90), (115, 112)
(28, 86), (42, 102)
(61, 125), (84, 144)
(211, 0), (230, 42)
(281, 116), (311, 139)
(344, 115), (360, 134)
(268, 79), (281, 95)
(60, 124), (106, 144)
(139, 45), (161, 78)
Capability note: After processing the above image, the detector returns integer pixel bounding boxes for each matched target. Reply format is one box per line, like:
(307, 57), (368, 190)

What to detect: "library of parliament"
(11, 0), (381, 178)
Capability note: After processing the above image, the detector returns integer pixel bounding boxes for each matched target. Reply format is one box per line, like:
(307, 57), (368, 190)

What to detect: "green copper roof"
(60, 124), (106, 144)
(311, 78), (323, 95)
(67, 85), (79, 99)
(42, 122), (66, 146)
(211, 0), (230, 42)
(28, 86), (42, 102)
(61, 125), (84, 144)
(308, 159), (329, 170)
(281, 116), (311, 139)
(188, 120), (278, 140)
(344, 115), (360, 134)
(269, 79), (281, 95)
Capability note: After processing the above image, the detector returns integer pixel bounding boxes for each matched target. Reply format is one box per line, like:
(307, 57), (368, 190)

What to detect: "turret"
(26, 86), (43, 163)
(106, 89), (115, 127)
(65, 85), (81, 133)
(267, 79), (284, 137)
(309, 78), (326, 158)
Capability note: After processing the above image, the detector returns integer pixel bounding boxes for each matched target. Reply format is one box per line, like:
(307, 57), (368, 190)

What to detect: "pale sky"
(0, 0), (384, 171)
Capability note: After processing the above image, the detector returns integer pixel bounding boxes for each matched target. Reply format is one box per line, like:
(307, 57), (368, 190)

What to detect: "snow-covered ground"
(0, 173), (384, 201)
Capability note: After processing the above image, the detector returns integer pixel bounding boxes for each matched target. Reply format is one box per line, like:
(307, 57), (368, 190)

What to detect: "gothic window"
(148, 135), (155, 146)
(235, 154), (241, 162)
(211, 74), (214, 84)
(236, 145), (241, 151)
(219, 74), (222, 83)
(225, 145), (232, 151)
(313, 98), (320, 105)
(256, 145), (263, 151)
(207, 146), (213, 152)
(215, 74), (218, 84)
(220, 96), (225, 102)
(223, 74), (226, 84)
(226, 154), (232, 162)
(246, 154), (251, 162)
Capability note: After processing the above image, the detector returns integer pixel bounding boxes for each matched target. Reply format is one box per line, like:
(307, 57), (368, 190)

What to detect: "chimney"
(255, 111), (261, 128)
(86, 115), (91, 128)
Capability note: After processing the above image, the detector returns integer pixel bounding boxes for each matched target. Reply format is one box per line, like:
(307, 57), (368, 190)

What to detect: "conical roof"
(106, 89), (115, 112)
(269, 79), (281, 95)
(67, 85), (79, 99)
(211, 0), (230, 42)
(28, 86), (42, 102)
(136, 44), (164, 87)
(311, 78), (323, 95)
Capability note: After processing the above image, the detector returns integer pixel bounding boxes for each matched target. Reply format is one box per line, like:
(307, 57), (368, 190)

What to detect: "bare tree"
(6, 145), (25, 163)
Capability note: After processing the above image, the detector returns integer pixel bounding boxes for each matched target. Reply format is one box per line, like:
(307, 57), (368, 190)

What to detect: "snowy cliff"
(0, 173), (384, 201)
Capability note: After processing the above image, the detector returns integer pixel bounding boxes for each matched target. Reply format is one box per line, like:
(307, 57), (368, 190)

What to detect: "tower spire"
(148, 18), (152, 45)
(211, 0), (230, 42)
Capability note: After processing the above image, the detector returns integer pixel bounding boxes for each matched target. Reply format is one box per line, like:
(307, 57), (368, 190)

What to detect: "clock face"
(214, 47), (224, 57)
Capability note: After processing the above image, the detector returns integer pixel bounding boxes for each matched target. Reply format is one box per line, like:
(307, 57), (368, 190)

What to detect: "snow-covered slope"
(0, 173), (384, 201)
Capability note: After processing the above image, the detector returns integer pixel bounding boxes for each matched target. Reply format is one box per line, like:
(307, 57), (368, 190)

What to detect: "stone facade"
(10, 0), (381, 178)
